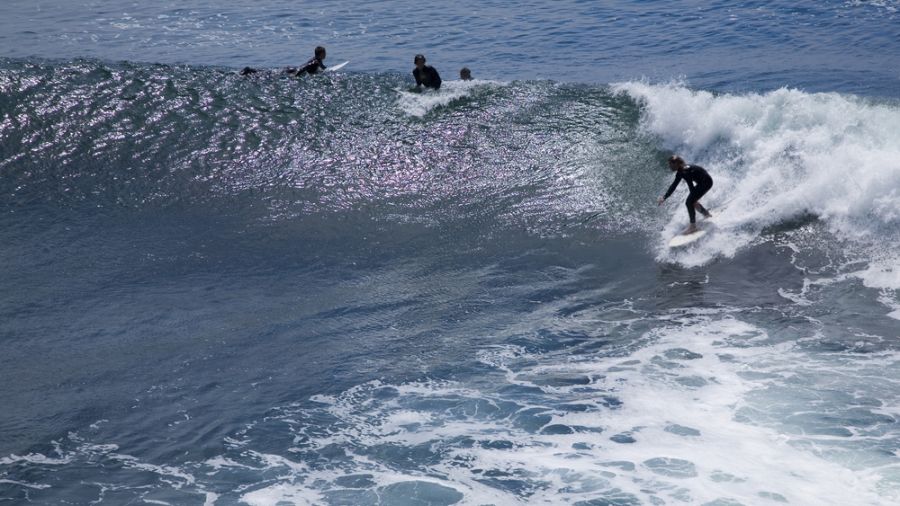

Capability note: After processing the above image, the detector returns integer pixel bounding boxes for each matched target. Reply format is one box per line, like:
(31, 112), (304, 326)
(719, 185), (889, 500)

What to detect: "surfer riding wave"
(658, 155), (713, 235)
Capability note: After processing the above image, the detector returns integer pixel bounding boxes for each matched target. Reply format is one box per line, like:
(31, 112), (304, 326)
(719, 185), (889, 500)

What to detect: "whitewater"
(2, 1), (900, 505)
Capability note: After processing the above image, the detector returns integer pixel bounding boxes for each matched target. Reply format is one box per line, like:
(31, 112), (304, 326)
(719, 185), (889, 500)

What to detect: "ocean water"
(1, 1), (900, 505)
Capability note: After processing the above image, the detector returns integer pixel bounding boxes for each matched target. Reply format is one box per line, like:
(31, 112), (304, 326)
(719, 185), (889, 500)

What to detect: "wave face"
(0, 60), (626, 225)
(617, 82), (900, 284)
(2, 60), (900, 505)
(3, 61), (899, 284)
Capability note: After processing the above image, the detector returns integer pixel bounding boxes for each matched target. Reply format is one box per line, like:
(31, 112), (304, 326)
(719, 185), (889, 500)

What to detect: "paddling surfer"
(291, 46), (327, 76)
(239, 46), (327, 76)
(657, 155), (713, 234)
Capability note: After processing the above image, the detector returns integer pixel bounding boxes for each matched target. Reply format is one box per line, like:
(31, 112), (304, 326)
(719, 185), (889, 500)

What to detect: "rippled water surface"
(2, 0), (899, 94)
(2, 1), (900, 505)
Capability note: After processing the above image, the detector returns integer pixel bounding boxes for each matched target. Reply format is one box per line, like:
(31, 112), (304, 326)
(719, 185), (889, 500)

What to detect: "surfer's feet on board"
(684, 224), (698, 235)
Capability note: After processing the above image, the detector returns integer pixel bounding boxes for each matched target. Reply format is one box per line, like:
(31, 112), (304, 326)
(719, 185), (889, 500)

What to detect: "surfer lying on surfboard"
(291, 46), (328, 76)
(240, 46), (329, 76)
(657, 155), (713, 235)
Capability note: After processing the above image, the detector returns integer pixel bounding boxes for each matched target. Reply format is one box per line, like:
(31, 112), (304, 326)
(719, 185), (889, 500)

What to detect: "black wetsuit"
(413, 65), (442, 89)
(664, 164), (713, 223)
(296, 57), (326, 76)
(240, 57), (325, 77)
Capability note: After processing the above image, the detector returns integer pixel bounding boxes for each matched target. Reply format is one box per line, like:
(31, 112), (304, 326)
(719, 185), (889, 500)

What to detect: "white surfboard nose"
(668, 229), (707, 248)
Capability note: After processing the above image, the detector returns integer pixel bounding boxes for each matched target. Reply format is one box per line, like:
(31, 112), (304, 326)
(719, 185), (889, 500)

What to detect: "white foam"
(257, 314), (900, 505)
(203, 456), (253, 471)
(615, 81), (900, 290)
(18, 313), (889, 505)
(878, 291), (900, 320)
(0, 453), (72, 466)
(0, 437), (229, 503)
(111, 454), (196, 488)
(396, 79), (501, 117)
(856, 261), (900, 291)
(241, 482), (322, 506)
(0, 479), (51, 490)
(584, 317), (883, 505)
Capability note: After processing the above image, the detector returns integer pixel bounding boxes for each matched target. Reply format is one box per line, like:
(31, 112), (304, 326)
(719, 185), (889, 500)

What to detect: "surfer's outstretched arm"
(659, 172), (683, 205)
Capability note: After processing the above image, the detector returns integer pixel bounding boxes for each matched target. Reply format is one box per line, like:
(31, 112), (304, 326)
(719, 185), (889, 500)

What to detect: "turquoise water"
(2, 2), (900, 505)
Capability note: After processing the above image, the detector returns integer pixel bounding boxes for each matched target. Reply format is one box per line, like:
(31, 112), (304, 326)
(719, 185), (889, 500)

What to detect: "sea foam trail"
(224, 316), (900, 506)
(616, 82), (900, 288)
(396, 79), (501, 117)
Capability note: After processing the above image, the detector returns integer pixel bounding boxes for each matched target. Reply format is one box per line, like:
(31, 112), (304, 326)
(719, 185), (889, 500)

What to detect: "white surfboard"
(326, 61), (349, 73)
(668, 229), (707, 248)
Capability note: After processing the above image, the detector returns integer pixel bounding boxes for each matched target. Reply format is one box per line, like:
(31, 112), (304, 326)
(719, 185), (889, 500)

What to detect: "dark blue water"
(2, 0), (899, 95)
(2, 1), (900, 505)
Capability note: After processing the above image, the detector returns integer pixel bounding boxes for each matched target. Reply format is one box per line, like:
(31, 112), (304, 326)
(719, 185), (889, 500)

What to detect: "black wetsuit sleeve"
(429, 67), (442, 89)
(297, 58), (325, 75)
(413, 68), (423, 86)
(664, 173), (683, 200)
